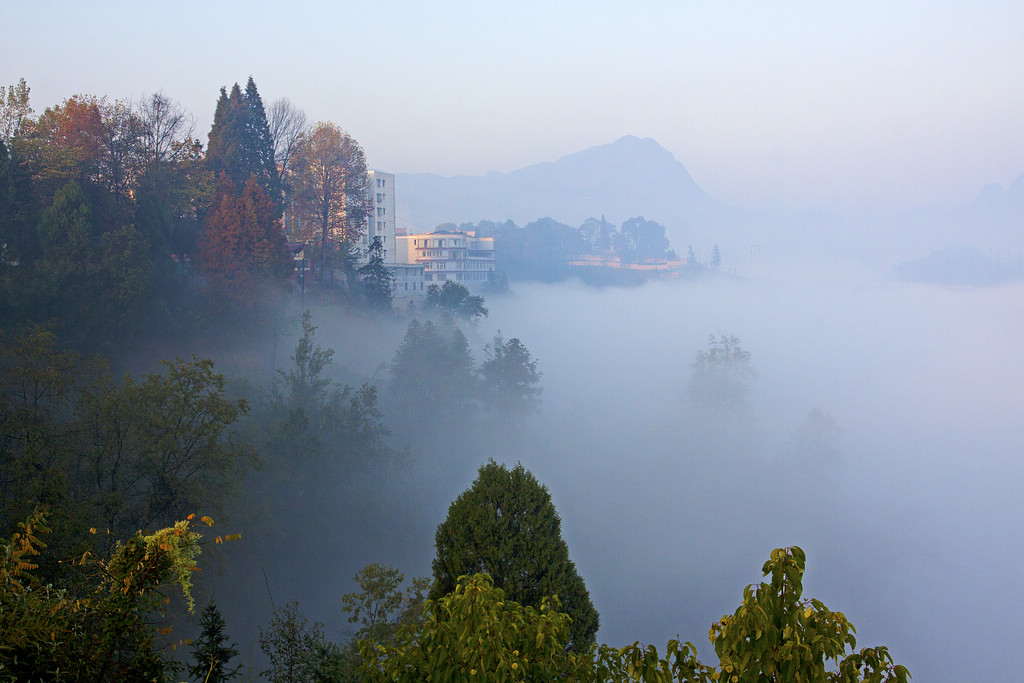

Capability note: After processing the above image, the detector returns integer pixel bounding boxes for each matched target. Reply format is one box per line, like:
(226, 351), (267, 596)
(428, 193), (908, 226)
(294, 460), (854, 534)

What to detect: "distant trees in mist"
(688, 334), (757, 408)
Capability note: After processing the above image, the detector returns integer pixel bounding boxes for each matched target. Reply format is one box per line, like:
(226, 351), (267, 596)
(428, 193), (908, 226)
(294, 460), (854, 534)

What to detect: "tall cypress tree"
(206, 87), (232, 183)
(243, 76), (281, 213)
(206, 79), (281, 216)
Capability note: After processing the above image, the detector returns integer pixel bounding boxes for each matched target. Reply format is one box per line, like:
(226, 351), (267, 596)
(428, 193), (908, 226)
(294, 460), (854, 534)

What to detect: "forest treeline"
(0, 313), (907, 680)
(0, 76), (395, 353)
(454, 217), (722, 285)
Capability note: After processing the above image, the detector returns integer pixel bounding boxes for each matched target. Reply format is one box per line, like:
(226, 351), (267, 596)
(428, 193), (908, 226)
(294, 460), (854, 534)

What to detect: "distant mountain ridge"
(393, 137), (1023, 271)
(395, 136), (722, 238)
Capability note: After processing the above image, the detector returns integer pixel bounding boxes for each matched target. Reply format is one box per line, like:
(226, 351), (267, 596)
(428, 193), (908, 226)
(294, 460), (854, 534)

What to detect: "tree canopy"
(480, 331), (542, 419)
(424, 280), (488, 323)
(431, 461), (599, 649)
(688, 334), (757, 408)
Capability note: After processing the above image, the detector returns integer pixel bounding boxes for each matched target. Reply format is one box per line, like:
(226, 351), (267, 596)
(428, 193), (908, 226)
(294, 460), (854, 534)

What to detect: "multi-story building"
(395, 229), (495, 289)
(360, 171), (397, 263)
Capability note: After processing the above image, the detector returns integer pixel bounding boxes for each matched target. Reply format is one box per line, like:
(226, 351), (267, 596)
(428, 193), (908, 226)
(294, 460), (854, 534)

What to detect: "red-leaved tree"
(198, 174), (292, 312)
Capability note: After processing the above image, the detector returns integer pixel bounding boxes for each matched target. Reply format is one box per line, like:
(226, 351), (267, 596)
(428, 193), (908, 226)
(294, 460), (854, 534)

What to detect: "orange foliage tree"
(198, 174), (293, 311)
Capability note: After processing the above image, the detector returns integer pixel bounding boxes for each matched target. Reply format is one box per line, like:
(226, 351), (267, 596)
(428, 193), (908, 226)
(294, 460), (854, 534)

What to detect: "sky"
(4, 1), (1022, 211)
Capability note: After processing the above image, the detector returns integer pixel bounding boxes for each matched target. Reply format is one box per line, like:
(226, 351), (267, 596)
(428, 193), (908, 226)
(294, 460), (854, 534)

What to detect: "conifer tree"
(243, 76), (281, 211)
(205, 87), (232, 180)
(431, 461), (599, 649)
(188, 600), (241, 683)
(358, 235), (393, 312)
(206, 78), (281, 214)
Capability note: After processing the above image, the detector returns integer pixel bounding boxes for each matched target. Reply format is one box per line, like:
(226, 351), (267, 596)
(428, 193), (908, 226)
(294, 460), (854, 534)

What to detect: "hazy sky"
(4, 1), (1022, 210)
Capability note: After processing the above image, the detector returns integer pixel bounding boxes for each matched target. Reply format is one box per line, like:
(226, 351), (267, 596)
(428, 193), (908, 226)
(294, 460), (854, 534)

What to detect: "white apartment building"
(360, 171), (397, 263)
(395, 229), (495, 290)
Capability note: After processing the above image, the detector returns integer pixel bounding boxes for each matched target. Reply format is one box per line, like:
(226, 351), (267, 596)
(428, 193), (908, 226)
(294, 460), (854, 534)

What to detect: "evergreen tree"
(205, 87), (233, 180)
(358, 235), (393, 312)
(480, 331), (542, 419)
(710, 243), (722, 269)
(188, 600), (241, 683)
(206, 79), (280, 214)
(243, 76), (281, 211)
(431, 461), (599, 649)
(388, 319), (477, 427)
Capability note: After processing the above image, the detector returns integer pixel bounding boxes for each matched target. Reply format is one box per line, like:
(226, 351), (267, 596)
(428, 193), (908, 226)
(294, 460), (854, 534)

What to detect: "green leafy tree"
(73, 356), (252, 537)
(6, 176), (151, 346)
(431, 461), (599, 649)
(709, 546), (909, 683)
(258, 601), (330, 683)
(359, 573), (596, 682)
(358, 236), (393, 312)
(480, 331), (542, 419)
(341, 563), (430, 646)
(0, 511), (208, 683)
(0, 327), (251, 556)
(0, 77), (33, 141)
(688, 334), (756, 408)
(263, 311), (396, 473)
(609, 547), (910, 683)
(189, 599), (242, 683)
(424, 280), (488, 323)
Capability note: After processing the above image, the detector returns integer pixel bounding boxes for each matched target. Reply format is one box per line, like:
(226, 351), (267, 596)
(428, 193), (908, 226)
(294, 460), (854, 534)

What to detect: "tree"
(291, 121), (370, 282)
(73, 356), (253, 537)
(707, 547), (909, 683)
(358, 236), (393, 312)
(242, 76), (282, 210)
(97, 98), (144, 208)
(606, 547), (910, 683)
(258, 601), (331, 683)
(198, 174), (293, 312)
(710, 243), (722, 270)
(0, 511), (209, 683)
(431, 461), (599, 649)
(267, 97), (308, 227)
(189, 599), (242, 683)
(688, 334), (756, 408)
(205, 78), (280, 212)
(0, 77), (33, 140)
(341, 563), (430, 647)
(424, 280), (488, 323)
(138, 91), (194, 171)
(134, 94), (208, 259)
(387, 319), (477, 426)
(480, 331), (542, 419)
(359, 574), (595, 682)
(619, 216), (674, 262)
(0, 327), (251, 551)
(264, 311), (396, 472)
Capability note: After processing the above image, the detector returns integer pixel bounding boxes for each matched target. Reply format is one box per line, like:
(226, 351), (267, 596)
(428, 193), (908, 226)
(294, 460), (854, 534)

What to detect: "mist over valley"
(3, 3), (1022, 678)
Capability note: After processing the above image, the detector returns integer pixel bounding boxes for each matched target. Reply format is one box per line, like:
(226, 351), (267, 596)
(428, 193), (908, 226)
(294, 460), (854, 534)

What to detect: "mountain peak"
(396, 136), (716, 232)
